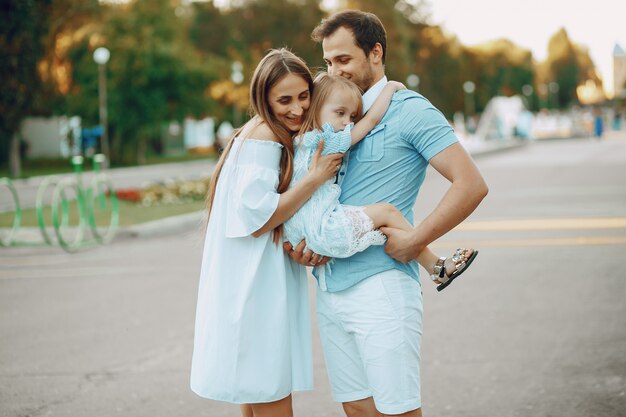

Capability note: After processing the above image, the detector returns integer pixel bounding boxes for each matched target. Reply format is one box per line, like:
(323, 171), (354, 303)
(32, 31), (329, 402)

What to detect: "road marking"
(456, 217), (626, 231)
(0, 267), (143, 281)
(432, 236), (626, 249)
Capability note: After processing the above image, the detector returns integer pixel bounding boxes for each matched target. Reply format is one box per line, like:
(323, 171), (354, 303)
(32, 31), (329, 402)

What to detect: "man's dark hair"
(311, 10), (387, 64)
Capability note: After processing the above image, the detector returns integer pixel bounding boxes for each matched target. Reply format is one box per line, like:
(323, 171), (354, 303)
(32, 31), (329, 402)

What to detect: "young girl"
(284, 73), (478, 291)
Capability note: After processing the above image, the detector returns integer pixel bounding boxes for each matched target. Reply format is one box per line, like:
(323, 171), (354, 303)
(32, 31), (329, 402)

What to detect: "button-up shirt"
(315, 77), (459, 292)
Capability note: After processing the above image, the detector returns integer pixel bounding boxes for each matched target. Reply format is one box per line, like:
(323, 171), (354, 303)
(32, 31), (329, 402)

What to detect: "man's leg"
(341, 397), (423, 417)
(316, 287), (374, 411)
(318, 270), (424, 416)
(342, 397), (382, 417)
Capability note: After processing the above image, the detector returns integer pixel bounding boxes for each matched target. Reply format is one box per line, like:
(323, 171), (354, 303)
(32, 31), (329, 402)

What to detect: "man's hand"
(283, 240), (330, 267)
(379, 227), (423, 263)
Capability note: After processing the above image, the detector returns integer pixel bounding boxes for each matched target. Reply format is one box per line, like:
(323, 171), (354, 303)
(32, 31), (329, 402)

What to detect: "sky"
(425, 0), (626, 96)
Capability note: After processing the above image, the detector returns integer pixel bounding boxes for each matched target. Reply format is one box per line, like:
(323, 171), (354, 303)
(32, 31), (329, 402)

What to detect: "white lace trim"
(342, 206), (387, 255)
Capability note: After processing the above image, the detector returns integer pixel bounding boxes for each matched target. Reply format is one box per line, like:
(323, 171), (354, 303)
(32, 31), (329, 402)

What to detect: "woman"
(190, 49), (343, 417)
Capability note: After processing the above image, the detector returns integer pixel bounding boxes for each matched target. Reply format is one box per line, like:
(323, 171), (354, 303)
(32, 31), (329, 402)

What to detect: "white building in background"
(614, 43), (626, 99)
(183, 117), (215, 152)
(20, 116), (82, 158)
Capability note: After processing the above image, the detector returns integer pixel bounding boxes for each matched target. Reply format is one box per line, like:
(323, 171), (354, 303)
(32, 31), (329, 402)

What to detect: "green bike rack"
(0, 177), (22, 247)
(1, 153), (119, 252)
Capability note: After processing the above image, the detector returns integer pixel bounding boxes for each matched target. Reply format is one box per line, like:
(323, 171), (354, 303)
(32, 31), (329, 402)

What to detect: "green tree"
(189, 0), (325, 123)
(0, 0), (52, 177)
(467, 39), (534, 112)
(1, 0), (100, 176)
(65, 0), (221, 164)
(343, 0), (430, 81)
(544, 28), (601, 108)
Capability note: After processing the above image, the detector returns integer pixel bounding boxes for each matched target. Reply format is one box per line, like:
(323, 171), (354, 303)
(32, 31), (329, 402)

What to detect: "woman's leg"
(246, 394), (293, 417)
(240, 404), (254, 417)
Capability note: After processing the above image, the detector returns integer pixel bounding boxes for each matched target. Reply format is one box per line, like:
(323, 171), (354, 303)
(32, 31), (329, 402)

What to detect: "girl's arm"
(350, 81), (406, 145)
(252, 140), (343, 237)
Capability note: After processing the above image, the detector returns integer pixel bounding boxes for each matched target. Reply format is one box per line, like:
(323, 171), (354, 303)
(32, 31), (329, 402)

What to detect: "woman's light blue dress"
(284, 123), (386, 259)
(191, 138), (313, 403)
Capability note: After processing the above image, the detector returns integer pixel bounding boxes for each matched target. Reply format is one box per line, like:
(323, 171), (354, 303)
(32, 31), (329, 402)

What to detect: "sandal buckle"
(431, 257), (448, 284)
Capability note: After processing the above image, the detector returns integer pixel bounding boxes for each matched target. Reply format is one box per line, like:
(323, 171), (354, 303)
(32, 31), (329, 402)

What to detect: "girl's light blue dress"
(191, 138), (313, 403)
(284, 123), (386, 260)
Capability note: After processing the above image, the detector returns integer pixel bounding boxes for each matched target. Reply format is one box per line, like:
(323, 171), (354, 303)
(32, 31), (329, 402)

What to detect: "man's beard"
(353, 65), (375, 93)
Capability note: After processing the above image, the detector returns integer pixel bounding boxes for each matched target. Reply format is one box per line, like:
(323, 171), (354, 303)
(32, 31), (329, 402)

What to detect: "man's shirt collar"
(362, 75), (388, 114)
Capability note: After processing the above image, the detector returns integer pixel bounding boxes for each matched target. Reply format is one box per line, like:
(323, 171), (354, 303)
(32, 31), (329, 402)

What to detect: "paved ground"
(1, 134), (626, 417)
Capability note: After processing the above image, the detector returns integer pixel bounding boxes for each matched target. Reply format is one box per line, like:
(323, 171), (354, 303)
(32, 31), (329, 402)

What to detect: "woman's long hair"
(206, 49), (313, 244)
(298, 72), (363, 136)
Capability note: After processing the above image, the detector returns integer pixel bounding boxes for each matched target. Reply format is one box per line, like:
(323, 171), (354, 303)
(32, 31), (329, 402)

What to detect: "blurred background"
(2, 0), (625, 178)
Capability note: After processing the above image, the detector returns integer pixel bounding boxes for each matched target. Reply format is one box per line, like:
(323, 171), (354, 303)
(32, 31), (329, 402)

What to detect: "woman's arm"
(252, 140), (343, 237)
(350, 81), (406, 145)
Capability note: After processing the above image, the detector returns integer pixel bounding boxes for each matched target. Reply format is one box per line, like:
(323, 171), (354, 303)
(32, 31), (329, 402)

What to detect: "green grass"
(0, 199), (206, 229)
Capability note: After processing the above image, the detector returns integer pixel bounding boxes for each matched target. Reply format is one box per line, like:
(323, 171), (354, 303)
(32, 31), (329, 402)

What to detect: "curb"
(115, 210), (206, 240)
(462, 138), (528, 158)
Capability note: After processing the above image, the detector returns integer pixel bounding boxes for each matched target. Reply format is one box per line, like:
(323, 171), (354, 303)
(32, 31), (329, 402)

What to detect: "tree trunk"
(137, 137), (147, 165)
(9, 132), (21, 178)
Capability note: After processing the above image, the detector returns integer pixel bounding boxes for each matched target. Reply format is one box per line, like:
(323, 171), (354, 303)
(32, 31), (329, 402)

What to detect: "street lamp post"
(522, 84), (534, 111)
(549, 82), (559, 110)
(463, 81), (476, 129)
(231, 61), (244, 126)
(93, 47), (110, 164)
(538, 84), (548, 109)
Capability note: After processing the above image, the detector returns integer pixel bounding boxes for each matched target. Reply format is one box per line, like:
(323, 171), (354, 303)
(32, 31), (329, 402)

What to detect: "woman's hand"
(307, 139), (344, 185)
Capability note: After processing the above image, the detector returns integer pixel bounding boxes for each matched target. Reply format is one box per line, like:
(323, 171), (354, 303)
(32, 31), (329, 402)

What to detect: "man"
(287, 10), (488, 417)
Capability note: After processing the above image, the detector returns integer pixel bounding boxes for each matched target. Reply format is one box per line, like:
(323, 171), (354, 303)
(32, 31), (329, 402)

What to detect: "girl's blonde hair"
(299, 72), (363, 136)
(206, 48), (313, 244)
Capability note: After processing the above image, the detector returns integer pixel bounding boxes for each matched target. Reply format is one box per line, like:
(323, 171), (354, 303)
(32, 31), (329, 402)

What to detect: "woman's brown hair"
(206, 49), (313, 243)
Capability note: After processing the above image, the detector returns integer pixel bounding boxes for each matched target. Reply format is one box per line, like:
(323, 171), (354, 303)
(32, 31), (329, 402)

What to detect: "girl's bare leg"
(363, 203), (474, 280)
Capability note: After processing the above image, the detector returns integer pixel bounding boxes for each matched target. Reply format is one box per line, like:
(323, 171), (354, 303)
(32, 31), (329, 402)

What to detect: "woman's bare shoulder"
(242, 121), (279, 142)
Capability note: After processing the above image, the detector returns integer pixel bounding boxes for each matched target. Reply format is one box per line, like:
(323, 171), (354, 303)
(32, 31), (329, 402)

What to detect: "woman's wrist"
(302, 171), (323, 189)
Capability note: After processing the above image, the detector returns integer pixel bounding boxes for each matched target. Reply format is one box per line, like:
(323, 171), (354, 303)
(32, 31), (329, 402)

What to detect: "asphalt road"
(1, 135), (625, 417)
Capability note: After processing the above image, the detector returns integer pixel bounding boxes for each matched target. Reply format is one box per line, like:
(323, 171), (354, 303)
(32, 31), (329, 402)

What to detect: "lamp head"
(93, 47), (110, 65)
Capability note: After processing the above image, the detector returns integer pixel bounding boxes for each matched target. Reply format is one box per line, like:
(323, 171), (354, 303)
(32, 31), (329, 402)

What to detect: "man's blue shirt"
(313, 88), (458, 292)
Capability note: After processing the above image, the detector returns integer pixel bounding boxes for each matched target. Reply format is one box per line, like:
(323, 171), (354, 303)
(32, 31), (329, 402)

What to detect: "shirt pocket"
(355, 123), (386, 162)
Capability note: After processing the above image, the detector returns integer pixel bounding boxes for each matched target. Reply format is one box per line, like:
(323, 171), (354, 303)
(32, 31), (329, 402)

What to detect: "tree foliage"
(543, 28), (602, 107)
(1, 0), (608, 173)
(65, 0), (221, 164)
(0, 0), (52, 173)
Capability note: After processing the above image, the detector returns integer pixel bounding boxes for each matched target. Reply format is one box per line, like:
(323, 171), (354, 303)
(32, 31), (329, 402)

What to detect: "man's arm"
(380, 143), (488, 263)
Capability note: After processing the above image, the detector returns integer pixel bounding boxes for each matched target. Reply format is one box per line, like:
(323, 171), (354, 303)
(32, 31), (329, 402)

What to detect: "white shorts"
(316, 269), (423, 415)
